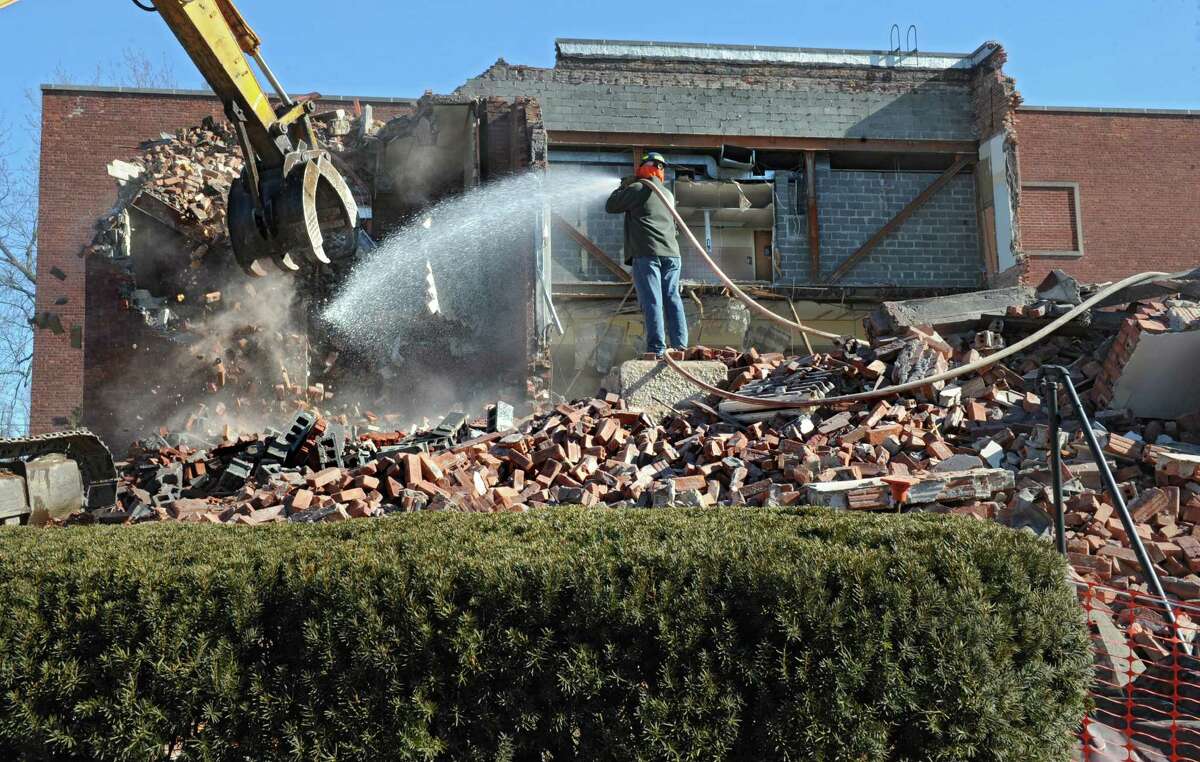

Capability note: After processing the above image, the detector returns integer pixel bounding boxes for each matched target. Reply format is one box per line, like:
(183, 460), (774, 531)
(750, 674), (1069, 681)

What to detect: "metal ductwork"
(719, 144), (756, 171)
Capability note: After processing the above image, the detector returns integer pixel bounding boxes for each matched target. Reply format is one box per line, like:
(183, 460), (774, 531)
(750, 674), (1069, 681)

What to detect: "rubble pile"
(97, 117), (244, 262)
(69, 277), (1199, 572)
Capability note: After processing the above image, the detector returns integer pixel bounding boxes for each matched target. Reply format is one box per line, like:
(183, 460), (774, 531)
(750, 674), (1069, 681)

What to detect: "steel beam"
(547, 130), (977, 155)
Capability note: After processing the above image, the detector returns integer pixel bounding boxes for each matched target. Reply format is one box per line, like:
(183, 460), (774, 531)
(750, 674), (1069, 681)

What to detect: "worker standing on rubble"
(606, 151), (688, 357)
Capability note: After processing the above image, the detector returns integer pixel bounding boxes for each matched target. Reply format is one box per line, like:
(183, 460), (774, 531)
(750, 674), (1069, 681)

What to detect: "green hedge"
(0, 508), (1089, 761)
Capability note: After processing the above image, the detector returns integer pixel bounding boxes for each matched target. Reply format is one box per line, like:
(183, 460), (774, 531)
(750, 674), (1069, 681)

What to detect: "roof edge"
(40, 83), (418, 104)
(1019, 104), (1200, 117)
(554, 38), (999, 70)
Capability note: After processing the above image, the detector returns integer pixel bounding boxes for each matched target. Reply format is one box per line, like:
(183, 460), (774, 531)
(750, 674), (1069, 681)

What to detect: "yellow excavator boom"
(149, 0), (358, 276)
(1, 0), (359, 276)
(153, 0), (280, 162)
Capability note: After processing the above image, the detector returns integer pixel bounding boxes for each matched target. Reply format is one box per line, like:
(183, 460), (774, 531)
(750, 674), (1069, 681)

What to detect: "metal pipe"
(1045, 378), (1066, 555)
(703, 209), (713, 255)
(547, 150), (721, 179)
(1042, 365), (1176, 626)
(538, 275), (564, 335)
(251, 49), (292, 105)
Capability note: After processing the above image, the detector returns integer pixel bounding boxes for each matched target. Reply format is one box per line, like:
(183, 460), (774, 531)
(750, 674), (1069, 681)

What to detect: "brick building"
(1014, 105), (1200, 285)
(28, 39), (1200, 438)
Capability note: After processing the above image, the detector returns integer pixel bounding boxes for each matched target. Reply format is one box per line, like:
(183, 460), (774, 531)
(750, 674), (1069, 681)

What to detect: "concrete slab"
(615, 360), (727, 422)
(802, 468), (1014, 509)
(865, 286), (1033, 336)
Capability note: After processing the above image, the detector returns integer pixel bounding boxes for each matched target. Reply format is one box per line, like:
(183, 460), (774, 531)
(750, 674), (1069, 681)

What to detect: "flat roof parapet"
(40, 83), (418, 105)
(1019, 104), (1200, 117)
(555, 38), (1000, 71)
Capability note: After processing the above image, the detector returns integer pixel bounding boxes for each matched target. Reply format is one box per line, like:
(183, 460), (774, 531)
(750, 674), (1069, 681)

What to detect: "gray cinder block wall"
(549, 163), (627, 282)
(456, 61), (977, 142)
(774, 157), (982, 288)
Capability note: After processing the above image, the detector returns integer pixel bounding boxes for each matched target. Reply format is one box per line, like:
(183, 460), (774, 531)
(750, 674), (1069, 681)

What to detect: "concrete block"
(0, 472), (29, 523)
(1108, 329), (1200, 419)
(614, 360), (728, 423)
(25, 454), (84, 527)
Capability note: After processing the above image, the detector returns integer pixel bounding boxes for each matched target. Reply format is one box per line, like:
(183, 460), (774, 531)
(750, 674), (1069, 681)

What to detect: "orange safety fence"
(1077, 578), (1200, 761)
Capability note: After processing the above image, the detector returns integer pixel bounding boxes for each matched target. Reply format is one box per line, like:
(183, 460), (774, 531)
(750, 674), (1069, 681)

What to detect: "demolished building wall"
(450, 39), (1022, 396)
(32, 86), (553, 448)
(456, 39), (999, 292)
(33, 86), (415, 441)
(35, 87), (231, 436)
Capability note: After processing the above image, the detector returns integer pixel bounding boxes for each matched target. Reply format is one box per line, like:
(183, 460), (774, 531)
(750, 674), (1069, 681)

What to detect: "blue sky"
(1, 0), (1198, 122)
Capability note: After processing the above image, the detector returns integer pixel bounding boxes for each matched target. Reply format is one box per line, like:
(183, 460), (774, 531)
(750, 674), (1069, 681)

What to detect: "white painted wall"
(980, 133), (1017, 272)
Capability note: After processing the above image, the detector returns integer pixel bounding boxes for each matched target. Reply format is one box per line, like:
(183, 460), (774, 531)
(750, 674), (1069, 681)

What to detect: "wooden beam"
(804, 150), (820, 280)
(547, 130), (977, 155)
(827, 155), (976, 284)
(551, 212), (632, 283)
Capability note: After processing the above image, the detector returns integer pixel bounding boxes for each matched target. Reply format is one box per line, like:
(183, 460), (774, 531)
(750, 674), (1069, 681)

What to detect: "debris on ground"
(55, 273), (1198, 561)
(54, 267), (1200, 751)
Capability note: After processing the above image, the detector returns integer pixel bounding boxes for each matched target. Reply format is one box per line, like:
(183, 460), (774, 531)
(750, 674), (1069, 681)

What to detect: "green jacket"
(605, 177), (681, 265)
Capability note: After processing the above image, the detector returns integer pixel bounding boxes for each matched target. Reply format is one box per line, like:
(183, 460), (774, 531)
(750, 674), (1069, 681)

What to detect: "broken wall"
(455, 43), (979, 141)
(35, 87), (230, 435)
(32, 86), (562, 447)
(969, 45), (1023, 283)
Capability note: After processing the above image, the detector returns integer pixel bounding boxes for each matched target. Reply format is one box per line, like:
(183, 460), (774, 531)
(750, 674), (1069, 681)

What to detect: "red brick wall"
(32, 87), (412, 435)
(1016, 109), (1200, 284)
(1021, 186), (1079, 252)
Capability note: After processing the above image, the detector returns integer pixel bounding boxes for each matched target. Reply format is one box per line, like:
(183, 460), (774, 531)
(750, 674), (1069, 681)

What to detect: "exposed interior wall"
(1014, 108), (1200, 284)
(550, 153), (984, 292)
(547, 154), (776, 286)
(547, 160), (627, 283)
(977, 133), (1017, 273)
(774, 158), (982, 288)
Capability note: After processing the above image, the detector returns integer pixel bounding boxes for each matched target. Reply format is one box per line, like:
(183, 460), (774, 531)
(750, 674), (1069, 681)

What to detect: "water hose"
(642, 179), (1185, 408)
(642, 180), (843, 340)
(657, 258), (1176, 408)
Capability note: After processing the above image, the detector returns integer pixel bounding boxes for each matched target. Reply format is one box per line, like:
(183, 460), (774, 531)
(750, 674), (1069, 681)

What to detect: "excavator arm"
(0, 0), (360, 274)
(140, 0), (359, 275)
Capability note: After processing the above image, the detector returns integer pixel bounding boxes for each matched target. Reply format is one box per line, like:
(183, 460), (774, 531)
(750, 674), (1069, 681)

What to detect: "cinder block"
(613, 360), (728, 423)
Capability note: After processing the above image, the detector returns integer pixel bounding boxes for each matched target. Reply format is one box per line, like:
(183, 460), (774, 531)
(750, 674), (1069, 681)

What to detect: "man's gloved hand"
(619, 175), (639, 188)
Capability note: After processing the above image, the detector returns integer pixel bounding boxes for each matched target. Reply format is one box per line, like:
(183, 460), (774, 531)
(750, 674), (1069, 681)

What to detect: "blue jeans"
(631, 255), (688, 355)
